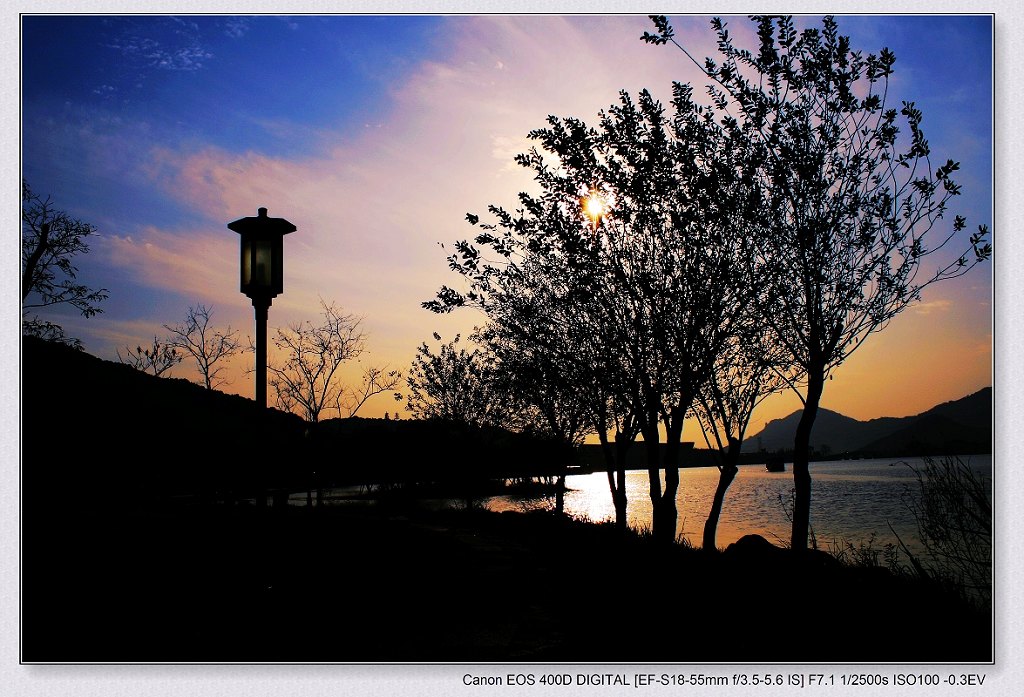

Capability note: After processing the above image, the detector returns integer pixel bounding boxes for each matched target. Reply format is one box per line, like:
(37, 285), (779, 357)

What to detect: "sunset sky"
(20, 13), (992, 437)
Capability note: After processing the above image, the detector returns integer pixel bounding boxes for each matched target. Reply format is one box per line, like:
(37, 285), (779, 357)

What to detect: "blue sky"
(23, 16), (448, 228)
(19, 14), (993, 428)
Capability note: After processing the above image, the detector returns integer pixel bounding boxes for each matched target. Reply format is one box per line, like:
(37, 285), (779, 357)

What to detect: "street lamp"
(228, 207), (296, 409)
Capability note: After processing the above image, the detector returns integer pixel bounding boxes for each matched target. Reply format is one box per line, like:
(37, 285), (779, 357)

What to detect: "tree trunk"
(555, 473), (566, 513)
(643, 422), (662, 539)
(702, 438), (740, 552)
(653, 409), (684, 545)
(613, 434), (630, 532)
(599, 428), (630, 531)
(599, 429), (618, 517)
(652, 493), (676, 544)
(791, 366), (825, 552)
(22, 223), (50, 301)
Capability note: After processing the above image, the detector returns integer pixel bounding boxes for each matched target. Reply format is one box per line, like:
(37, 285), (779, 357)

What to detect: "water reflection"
(485, 457), (992, 553)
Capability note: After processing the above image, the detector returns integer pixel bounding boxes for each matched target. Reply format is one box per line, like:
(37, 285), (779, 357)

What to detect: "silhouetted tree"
(644, 15), (991, 550)
(429, 88), (749, 542)
(268, 299), (395, 423)
(533, 90), (750, 543)
(405, 333), (511, 428)
(117, 337), (182, 377)
(407, 324), (588, 512)
(474, 244), (648, 526)
(21, 181), (109, 349)
(164, 303), (242, 390)
(476, 312), (593, 512)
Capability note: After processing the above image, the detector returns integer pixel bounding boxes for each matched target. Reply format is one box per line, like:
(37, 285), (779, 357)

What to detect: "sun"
(583, 192), (607, 227)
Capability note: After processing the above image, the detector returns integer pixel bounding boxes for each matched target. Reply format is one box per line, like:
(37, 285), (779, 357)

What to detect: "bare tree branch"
(267, 298), (390, 423)
(165, 303), (243, 390)
(117, 337), (181, 377)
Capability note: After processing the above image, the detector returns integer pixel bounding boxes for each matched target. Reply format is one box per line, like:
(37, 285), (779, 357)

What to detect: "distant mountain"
(743, 387), (991, 457)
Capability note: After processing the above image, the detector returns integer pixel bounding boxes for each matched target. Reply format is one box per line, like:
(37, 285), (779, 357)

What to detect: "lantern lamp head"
(228, 207), (296, 302)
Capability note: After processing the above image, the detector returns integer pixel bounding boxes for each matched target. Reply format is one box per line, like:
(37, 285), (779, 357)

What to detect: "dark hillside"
(22, 337), (572, 499)
(858, 412), (990, 457)
(744, 387), (991, 456)
(22, 335), (307, 503)
(923, 387), (993, 432)
(310, 415), (573, 487)
(744, 408), (878, 453)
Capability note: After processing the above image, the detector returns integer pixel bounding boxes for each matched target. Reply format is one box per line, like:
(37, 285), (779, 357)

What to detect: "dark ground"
(20, 336), (990, 663)
(22, 501), (991, 663)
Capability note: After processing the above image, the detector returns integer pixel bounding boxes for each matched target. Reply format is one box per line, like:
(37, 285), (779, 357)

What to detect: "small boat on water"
(765, 456), (786, 473)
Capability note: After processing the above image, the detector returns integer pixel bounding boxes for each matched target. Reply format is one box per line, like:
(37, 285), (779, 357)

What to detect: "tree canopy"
(428, 86), (756, 540)
(643, 14), (991, 550)
(21, 181), (109, 348)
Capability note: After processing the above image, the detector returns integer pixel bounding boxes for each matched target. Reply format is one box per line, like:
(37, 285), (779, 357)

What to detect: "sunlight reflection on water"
(484, 456), (992, 553)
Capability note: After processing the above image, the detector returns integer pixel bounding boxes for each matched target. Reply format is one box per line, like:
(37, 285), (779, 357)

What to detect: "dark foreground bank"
(22, 502), (990, 663)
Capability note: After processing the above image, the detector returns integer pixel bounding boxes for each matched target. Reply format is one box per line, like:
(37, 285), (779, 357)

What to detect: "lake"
(483, 455), (993, 556)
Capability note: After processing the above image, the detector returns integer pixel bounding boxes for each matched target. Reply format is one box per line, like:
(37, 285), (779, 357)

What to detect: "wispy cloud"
(99, 224), (237, 302)
(224, 18), (250, 39)
(105, 17), (213, 72)
(911, 299), (954, 315)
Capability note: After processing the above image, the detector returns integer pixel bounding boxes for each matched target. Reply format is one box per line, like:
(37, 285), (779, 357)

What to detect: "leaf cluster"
(405, 333), (512, 429)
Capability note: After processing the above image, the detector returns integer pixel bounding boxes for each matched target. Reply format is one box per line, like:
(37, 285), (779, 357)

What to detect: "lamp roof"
(228, 207), (297, 236)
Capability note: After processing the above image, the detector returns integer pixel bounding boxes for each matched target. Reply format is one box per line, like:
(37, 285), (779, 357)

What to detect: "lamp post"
(228, 207), (296, 409)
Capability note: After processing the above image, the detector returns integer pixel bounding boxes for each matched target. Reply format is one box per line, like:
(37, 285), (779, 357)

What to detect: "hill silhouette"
(21, 336), (569, 503)
(743, 387), (991, 456)
(22, 334), (307, 503)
